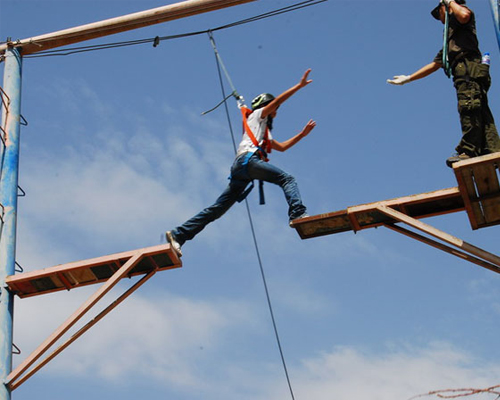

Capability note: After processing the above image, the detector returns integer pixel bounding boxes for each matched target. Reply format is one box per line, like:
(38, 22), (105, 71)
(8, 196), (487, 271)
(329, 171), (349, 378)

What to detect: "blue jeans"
(171, 152), (306, 245)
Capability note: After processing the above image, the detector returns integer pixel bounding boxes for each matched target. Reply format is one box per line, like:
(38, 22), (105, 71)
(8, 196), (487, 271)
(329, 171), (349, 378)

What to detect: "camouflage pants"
(453, 60), (500, 156)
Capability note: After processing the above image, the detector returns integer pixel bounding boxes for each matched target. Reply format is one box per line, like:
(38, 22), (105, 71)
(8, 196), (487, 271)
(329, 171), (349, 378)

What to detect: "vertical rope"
(442, 5), (452, 78)
(209, 32), (296, 400)
(490, 0), (500, 53)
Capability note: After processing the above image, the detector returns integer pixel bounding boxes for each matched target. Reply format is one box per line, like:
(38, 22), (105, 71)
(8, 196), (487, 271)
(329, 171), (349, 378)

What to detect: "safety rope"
(442, 4), (452, 78)
(209, 32), (296, 400)
(490, 0), (500, 53)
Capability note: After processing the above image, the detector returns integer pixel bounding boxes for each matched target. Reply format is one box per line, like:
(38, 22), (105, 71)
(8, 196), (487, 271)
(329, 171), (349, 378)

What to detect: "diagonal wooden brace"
(6, 251), (144, 388)
(377, 205), (500, 271)
(8, 268), (158, 391)
(384, 223), (500, 274)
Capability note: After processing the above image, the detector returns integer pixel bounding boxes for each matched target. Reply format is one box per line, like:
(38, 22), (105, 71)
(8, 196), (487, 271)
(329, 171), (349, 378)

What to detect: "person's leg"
(455, 81), (484, 157)
(169, 154), (251, 247)
(246, 155), (306, 220)
(481, 99), (500, 154)
(171, 181), (246, 246)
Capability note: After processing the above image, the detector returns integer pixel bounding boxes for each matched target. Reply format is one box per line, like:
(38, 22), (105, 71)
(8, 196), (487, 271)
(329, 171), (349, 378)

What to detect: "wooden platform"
(291, 153), (500, 239)
(6, 243), (181, 298)
(292, 187), (465, 239)
(453, 152), (500, 230)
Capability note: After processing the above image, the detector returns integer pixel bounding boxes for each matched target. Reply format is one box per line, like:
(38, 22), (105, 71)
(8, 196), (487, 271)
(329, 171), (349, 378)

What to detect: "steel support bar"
(6, 252), (143, 387)
(0, 47), (22, 400)
(490, 0), (500, 52)
(377, 205), (500, 270)
(9, 267), (158, 391)
(0, 0), (257, 56)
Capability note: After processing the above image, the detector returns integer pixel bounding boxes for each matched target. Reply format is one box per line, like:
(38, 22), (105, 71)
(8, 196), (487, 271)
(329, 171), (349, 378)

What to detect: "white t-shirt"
(236, 108), (273, 157)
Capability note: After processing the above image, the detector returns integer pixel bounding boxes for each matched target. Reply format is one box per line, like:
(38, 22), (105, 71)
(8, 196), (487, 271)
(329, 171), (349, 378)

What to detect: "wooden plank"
(9, 269), (158, 391)
(453, 152), (500, 229)
(292, 210), (352, 239)
(6, 252), (144, 387)
(454, 166), (483, 229)
(384, 223), (500, 275)
(6, 243), (181, 298)
(452, 152), (500, 168)
(292, 187), (465, 239)
(377, 205), (500, 268)
(471, 164), (500, 223)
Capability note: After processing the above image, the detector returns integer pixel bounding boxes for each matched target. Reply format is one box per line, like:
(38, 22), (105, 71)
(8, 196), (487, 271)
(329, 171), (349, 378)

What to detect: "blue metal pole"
(0, 47), (23, 400)
(491, 0), (500, 53)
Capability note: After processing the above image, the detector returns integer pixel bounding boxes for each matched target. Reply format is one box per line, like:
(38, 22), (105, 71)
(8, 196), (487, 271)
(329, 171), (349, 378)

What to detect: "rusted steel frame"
(384, 223), (500, 274)
(377, 205), (500, 269)
(8, 267), (158, 391)
(5, 251), (143, 387)
(0, 0), (257, 56)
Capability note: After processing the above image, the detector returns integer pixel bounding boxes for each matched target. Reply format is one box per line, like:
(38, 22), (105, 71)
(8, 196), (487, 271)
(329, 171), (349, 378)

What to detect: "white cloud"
(13, 285), (500, 400)
(18, 78), (236, 256)
(289, 344), (500, 400)
(13, 287), (259, 390)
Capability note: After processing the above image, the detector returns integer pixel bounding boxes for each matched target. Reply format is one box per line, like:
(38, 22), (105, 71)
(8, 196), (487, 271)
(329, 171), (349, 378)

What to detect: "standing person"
(166, 69), (316, 256)
(387, 0), (500, 167)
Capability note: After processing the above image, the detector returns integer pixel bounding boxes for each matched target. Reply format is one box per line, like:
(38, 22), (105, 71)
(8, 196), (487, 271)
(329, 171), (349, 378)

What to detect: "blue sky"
(1, 0), (500, 399)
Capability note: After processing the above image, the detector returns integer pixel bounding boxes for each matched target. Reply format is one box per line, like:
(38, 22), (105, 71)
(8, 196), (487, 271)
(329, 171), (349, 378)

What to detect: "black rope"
(210, 32), (296, 400)
(21, 0), (327, 59)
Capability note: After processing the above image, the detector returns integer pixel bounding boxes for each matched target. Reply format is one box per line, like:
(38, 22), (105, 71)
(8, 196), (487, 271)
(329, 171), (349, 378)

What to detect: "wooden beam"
(0, 0), (257, 56)
(376, 205), (500, 268)
(384, 223), (500, 275)
(453, 152), (500, 230)
(291, 187), (465, 239)
(6, 251), (144, 387)
(8, 269), (158, 391)
(6, 243), (181, 298)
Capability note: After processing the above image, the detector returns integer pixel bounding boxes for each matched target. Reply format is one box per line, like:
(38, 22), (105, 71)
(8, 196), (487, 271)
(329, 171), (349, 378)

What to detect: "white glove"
(387, 75), (411, 85)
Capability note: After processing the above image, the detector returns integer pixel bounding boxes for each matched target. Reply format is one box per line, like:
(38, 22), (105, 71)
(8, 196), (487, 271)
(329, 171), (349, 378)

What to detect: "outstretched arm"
(261, 69), (313, 118)
(271, 120), (316, 152)
(387, 61), (442, 85)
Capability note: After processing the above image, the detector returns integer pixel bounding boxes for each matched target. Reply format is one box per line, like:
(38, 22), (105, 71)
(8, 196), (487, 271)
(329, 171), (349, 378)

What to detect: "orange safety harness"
(237, 106), (272, 205)
(240, 107), (272, 162)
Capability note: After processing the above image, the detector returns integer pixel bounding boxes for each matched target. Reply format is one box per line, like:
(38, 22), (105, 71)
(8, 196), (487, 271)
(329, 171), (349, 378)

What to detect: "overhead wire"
(21, 0), (327, 59)
(209, 32), (296, 400)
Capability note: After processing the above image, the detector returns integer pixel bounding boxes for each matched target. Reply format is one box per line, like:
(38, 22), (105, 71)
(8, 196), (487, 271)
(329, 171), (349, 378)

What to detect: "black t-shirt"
(434, 8), (481, 67)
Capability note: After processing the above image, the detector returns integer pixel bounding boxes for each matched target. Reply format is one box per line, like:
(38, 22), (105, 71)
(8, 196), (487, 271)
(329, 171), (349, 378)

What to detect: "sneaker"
(289, 213), (309, 228)
(166, 231), (182, 257)
(446, 153), (470, 168)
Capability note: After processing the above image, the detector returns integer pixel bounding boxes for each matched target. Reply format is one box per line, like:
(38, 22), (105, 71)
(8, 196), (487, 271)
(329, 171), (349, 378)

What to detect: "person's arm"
(271, 120), (316, 152)
(387, 61), (442, 85)
(408, 61), (442, 81)
(446, 0), (471, 24)
(261, 69), (313, 118)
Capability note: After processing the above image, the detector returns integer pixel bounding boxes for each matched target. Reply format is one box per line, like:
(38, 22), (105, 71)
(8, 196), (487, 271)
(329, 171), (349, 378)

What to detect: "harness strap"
(259, 180), (265, 205)
(234, 108), (270, 205)
(236, 181), (255, 203)
(240, 107), (271, 162)
(234, 152), (265, 205)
